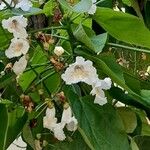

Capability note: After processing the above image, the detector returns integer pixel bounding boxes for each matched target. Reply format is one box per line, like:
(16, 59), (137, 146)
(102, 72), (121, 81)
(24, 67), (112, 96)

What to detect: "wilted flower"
(35, 140), (42, 150)
(61, 56), (98, 85)
(88, 0), (97, 15)
(54, 46), (64, 56)
(5, 38), (29, 58)
(15, 0), (33, 11)
(12, 55), (27, 75)
(2, 16), (28, 38)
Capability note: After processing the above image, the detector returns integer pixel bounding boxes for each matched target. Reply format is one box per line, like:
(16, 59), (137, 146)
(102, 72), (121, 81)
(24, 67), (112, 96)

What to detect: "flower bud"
(54, 46), (64, 56)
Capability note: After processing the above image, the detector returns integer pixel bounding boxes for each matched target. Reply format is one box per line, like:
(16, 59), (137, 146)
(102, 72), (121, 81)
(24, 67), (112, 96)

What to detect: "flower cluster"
(43, 105), (78, 141)
(2, 15), (29, 76)
(0, 0), (32, 11)
(61, 56), (112, 105)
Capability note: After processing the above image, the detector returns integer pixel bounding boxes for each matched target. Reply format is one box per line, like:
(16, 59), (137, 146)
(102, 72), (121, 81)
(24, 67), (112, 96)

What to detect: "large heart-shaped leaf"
(0, 103), (27, 150)
(93, 7), (150, 49)
(64, 86), (131, 150)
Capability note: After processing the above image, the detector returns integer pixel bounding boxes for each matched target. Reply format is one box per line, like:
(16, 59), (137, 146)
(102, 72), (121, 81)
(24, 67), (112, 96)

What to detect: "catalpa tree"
(0, 0), (150, 150)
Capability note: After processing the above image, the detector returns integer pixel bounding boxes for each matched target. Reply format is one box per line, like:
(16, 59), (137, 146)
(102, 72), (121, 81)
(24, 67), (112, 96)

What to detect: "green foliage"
(1, 0), (150, 149)
(0, 103), (27, 150)
(93, 7), (150, 49)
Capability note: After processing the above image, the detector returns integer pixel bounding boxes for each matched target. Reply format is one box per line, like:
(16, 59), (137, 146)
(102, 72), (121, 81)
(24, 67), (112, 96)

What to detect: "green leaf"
(64, 86), (131, 150)
(140, 90), (150, 106)
(23, 123), (35, 149)
(93, 7), (150, 49)
(73, 24), (107, 53)
(43, 0), (54, 16)
(73, 0), (92, 13)
(0, 104), (8, 150)
(44, 72), (61, 93)
(58, 0), (92, 13)
(117, 107), (137, 133)
(134, 136), (150, 150)
(0, 104), (27, 149)
(130, 138), (139, 150)
(51, 131), (90, 150)
(19, 46), (48, 91)
(91, 33), (108, 54)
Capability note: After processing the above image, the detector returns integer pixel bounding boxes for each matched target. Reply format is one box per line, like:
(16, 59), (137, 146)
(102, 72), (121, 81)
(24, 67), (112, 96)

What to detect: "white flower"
(15, 0), (33, 11)
(7, 136), (27, 150)
(54, 46), (64, 56)
(53, 123), (66, 141)
(2, 16), (28, 38)
(12, 55), (27, 75)
(61, 106), (72, 124)
(66, 116), (78, 131)
(61, 56), (98, 85)
(43, 107), (57, 131)
(91, 86), (107, 105)
(5, 38), (29, 58)
(61, 106), (78, 132)
(0, 2), (5, 10)
(88, 0), (97, 15)
(0, 0), (14, 10)
(91, 78), (111, 105)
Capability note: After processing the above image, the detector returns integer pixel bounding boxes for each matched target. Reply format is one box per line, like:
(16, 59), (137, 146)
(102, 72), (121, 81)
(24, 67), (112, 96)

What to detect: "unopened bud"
(54, 46), (64, 56)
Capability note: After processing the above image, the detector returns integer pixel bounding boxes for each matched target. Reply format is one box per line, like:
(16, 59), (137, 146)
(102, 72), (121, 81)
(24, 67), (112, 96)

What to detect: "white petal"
(12, 55), (27, 75)
(66, 116), (78, 131)
(54, 46), (64, 56)
(43, 107), (57, 130)
(61, 106), (72, 124)
(15, 0), (33, 11)
(5, 38), (29, 58)
(94, 95), (107, 106)
(53, 123), (66, 141)
(88, 4), (97, 15)
(61, 56), (98, 85)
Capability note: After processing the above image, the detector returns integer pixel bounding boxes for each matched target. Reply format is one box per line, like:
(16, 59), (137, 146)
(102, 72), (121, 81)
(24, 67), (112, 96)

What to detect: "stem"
(34, 71), (55, 86)
(108, 42), (150, 54)
(134, 52), (137, 75)
(29, 65), (51, 95)
(35, 105), (47, 119)
(29, 26), (66, 33)
(70, 13), (82, 22)
(52, 34), (69, 41)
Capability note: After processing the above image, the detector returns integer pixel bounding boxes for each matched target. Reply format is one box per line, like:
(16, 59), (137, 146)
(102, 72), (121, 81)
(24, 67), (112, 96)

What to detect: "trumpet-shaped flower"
(53, 123), (66, 141)
(91, 78), (112, 105)
(43, 107), (57, 131)
(5, 38), (29, 58)
(61, 56), (98, 85)
(61, 106), (78, 132)
(2, 16), (28, 38)
(12, 55), (27, 75)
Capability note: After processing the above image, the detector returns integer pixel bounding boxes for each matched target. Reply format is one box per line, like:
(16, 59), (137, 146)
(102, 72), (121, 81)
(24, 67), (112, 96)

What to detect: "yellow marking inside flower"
(73, 65), (88, 78)
(13, 42), (23, 52)
(11, 19), (18, 29)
